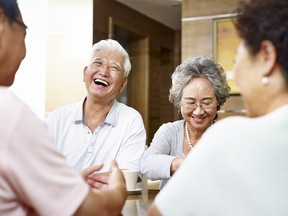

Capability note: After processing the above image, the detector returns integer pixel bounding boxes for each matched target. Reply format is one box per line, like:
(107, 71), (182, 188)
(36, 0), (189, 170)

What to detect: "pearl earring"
(261, 77), (269, 85)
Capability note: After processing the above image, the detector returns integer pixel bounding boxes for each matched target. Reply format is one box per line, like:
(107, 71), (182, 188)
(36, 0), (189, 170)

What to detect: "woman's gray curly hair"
(169, 57), (231, 111)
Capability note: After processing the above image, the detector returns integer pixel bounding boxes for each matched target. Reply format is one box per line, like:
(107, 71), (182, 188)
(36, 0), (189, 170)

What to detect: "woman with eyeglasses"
(140, 57), (230, 189)
(149, 0), (288, 215)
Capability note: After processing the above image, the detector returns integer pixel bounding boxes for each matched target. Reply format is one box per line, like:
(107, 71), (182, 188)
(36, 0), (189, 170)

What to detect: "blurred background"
(13, 0), (243, 144)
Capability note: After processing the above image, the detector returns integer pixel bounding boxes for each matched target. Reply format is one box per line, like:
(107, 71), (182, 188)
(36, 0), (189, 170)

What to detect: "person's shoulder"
(161, 119), (184, 128)
(202, 116), (250, 142)
(0, 88), (26, 111)
(0, 88), (40, 132)
(216, 115), (249, 126)
(117, 102), (141, 115)
(0, 87), (16, 100)
(190, 116), (250, 153)
(157, 119), (184, 133)
(47, 101), (82, 116)
(118, 102), (136, 110)
(211, 116), (250, 131)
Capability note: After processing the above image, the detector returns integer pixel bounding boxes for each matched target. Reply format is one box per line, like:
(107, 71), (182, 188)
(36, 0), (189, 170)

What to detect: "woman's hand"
(170, 156), (185, 176)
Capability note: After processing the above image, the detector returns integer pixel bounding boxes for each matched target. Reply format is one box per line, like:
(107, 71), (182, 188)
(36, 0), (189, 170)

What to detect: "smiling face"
(83, 48), (127, 104)
(180, 77), (218, 133)
(233, 41), (263, 117)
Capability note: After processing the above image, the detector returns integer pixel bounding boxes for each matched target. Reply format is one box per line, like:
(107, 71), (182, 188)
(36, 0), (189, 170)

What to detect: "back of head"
(90, 39), (131, 77)
(234, 0), (288, 82)
(0, 0), (19, 25)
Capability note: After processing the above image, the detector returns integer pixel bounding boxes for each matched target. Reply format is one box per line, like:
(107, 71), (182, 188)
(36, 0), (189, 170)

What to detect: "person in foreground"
(140, 57), (230, 189)
(0, 1), (127, 215)
(45, 39), (146, 173)
(149, 0), (288, 215)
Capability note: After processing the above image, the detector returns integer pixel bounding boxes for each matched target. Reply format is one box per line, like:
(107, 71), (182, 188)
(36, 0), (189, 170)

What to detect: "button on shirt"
(45, 99), (146, 171)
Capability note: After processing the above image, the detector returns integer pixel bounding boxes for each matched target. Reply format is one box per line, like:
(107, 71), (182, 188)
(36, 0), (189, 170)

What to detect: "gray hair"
(89, 39), (131, 77)
(169, 57), (231, 110)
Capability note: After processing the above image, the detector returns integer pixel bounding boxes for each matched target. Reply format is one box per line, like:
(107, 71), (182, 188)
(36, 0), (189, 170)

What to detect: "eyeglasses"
(181, 101), (217, 110)
(91, 60), (124, 76)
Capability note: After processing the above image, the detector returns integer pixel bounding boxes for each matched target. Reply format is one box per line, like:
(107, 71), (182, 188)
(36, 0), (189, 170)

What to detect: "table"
(121, 189), (159, 216)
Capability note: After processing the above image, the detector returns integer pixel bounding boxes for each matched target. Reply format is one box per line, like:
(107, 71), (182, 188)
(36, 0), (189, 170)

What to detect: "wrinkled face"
(0, 9), (27, 86)
(233, 41), (256, 93)
(83, 48), (127, 103)
(180, 77), (218, 132)
(233, 41), (260, 117)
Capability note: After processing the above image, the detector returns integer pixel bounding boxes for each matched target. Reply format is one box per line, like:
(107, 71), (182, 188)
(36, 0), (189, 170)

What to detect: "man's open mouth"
(94, 78), (109, 87)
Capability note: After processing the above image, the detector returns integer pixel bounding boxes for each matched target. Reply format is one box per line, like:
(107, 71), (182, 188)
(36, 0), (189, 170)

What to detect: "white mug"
(122, 169), (139, 190)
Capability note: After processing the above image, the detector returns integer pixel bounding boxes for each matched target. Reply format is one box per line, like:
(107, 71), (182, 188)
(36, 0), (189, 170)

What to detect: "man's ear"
(118, 78), (128, 94)
(259, 40), (277, 77)
(83, 66), (88, 82)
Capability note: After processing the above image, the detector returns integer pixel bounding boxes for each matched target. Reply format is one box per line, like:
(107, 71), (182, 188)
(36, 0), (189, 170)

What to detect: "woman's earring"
(261, 77), (269, 85)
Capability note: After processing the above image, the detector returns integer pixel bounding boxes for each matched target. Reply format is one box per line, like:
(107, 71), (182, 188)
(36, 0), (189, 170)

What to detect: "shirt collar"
(74, 97), (119, 127)
(105, 100), (118, 126)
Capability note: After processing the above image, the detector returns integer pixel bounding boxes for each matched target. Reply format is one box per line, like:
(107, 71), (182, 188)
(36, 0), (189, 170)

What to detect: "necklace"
(185, 123), (193, 149)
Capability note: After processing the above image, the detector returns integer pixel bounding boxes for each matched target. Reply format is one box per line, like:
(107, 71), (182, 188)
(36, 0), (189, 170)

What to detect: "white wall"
(11, 0), (48, 119)
(45, 0), (92, 115)
(11, 0), (93, 119)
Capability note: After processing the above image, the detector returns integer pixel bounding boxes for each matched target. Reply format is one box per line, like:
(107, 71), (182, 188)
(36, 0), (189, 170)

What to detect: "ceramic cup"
(122, 169), (139, 190)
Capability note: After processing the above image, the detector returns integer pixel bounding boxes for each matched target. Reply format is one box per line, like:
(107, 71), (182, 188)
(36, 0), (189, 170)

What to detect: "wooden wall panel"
(148, 45), (162, 143)
(218, 95), (245, 119)
(182, 0), (239, 60)
(147, 41), (177, 143)
(93, 0), (180, 144)
(182, 20), (213, 60)
(128, 38), (149, 131)
(93, 0), (175, 49)
(183, 0), (239, 18)
(182, 0), (244, 117)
